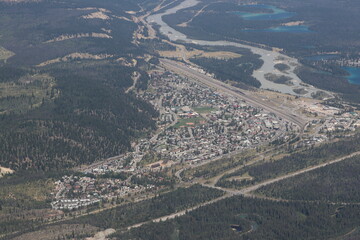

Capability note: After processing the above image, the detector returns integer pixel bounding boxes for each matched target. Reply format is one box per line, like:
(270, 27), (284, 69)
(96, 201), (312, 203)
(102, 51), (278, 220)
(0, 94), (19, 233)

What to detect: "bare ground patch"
(0, 166), (14, 177)
(37, 53), (113, 67)
(227, 172), (254, 182)
(82, 11), (110, 20)
(44, 33), (112, 43)
(0, 46), (15, 61)
(282, 21), (305, 26)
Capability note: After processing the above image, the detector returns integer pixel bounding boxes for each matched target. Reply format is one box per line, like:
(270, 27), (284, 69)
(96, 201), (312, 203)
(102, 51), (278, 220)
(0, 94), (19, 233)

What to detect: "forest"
(0, 0), (162, 171)
(295, 66), (360, 103)
(115, 195), (360, 240)
(256, 155), (360, 203)
(0, 185), (223, 239)
(0, 170), (70, 236)
(2, 0), (360, 239)
(217, 133), (360, 189)
(67, 185), (223, 230)
(164, 0), (360, 57)
(190, 54), (263, 88)
(162, 0), (360, 101)
(0, 61), (158, 171)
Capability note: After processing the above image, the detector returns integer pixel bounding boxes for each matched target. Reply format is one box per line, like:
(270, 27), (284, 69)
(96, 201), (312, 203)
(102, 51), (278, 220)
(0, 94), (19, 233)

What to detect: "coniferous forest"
(2, 0), (360, 239)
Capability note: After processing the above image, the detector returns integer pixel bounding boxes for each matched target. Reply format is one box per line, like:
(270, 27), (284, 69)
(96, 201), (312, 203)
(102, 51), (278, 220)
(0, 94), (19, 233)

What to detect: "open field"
(0, 74), (57, 114)
(173, 116), (206, 128)
(182, 149), (256, 180)
(0, 178), (54, 204)
(193, 106), (217, 113)
(0, 174), (57, 235)
(0, 46), (14, 61)
(227, 172), (253, 182)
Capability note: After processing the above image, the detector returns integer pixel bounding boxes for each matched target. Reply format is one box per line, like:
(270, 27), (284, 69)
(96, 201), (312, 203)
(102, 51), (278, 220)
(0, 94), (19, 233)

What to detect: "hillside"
(0, 0), (160, 171)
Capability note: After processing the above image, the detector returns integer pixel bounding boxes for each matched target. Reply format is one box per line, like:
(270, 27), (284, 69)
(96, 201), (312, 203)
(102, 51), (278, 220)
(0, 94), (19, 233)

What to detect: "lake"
(343, 66), (360, 85)
(236, 4), (295, 21)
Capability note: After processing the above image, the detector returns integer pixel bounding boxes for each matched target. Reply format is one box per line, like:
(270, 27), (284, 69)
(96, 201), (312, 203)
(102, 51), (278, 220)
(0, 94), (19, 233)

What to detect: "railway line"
(160, 58), (308, 129)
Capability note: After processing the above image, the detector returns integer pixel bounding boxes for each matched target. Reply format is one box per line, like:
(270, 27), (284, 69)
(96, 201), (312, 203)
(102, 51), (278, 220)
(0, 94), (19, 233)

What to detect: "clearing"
(193, 106), (217, 114)
(0, 46), (14, 61)
(0, 166), (14, 177)
(0, 74), (58, 114)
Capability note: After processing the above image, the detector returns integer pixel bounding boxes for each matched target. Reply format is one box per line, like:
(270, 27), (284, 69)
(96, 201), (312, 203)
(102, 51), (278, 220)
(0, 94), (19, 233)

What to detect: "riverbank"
(146, 0), (331, 98)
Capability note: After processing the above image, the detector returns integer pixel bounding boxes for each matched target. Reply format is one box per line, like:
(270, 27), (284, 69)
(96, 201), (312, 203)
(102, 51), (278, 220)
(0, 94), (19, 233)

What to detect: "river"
(146, 0), (324, 97)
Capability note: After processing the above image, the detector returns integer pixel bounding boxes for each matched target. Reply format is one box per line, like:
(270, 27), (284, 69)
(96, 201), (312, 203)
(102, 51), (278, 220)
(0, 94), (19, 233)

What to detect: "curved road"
(122, 150), (360, 232)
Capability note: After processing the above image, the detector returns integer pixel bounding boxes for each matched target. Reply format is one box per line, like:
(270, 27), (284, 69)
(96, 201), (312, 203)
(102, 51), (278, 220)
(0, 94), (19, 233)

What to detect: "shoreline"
(146, 0), (329, 98)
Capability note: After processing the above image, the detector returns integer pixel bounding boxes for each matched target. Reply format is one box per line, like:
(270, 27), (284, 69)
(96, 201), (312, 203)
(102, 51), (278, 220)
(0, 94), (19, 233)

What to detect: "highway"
(238, 150), (360, 196)
(126, 193), (230, 231)
(124, 150), (360, 233)
(160, 58), (307, 129)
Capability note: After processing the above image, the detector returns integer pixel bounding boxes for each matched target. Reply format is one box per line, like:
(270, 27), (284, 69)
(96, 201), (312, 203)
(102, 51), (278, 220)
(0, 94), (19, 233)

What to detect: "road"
(160, 58), (307, 129)
(238, 150), (360, 196)
(126, 193), (230, 231)
(123, 150), (360, 232)
(133, 0), (179, 43)
(200, 150), (360, 197)
(174, 126), (300, 183)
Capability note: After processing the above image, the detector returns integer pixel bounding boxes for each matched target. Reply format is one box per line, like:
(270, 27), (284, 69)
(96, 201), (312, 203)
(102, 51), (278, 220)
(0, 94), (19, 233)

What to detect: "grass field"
(182, 149), (256, 180)
(0, 178), (54, 205)
(173, 116), (206, 128)
(0, 177), (55, 235)
(0, 74), (58, 114)
(193, 106), (217, 114)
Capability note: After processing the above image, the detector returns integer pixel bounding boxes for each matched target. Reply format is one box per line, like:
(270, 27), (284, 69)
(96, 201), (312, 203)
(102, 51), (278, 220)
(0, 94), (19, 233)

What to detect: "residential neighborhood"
(51, 70), (360, 210)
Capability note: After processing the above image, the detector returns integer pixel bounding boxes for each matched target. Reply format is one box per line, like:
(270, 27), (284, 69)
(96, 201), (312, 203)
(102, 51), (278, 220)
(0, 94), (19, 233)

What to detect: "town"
(51, 68), (360, 210)
(138, 70), (293, 164)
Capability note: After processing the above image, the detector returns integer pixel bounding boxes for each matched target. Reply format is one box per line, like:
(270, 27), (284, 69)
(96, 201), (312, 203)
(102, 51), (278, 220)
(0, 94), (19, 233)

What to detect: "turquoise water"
(236, 4), (295, 20)
(243, 25), (311, 33)
(343, 66), (360, 85)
